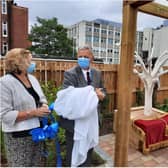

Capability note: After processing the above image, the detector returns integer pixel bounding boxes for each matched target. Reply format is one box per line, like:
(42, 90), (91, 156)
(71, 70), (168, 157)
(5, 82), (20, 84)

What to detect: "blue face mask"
(27, 62), (36, 73)
(78, 57), (90, 69)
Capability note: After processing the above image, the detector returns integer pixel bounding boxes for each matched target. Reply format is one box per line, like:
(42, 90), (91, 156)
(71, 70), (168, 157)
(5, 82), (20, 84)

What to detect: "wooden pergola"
(115, 0), (168, 166)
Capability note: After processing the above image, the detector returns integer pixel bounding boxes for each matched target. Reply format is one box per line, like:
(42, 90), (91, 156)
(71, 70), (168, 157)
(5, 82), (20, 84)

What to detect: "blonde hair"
(5, 48), (31, 74)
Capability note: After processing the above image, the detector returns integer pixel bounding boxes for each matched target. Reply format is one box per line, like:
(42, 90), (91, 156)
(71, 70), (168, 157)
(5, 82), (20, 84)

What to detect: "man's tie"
(86, 71), (91, 85)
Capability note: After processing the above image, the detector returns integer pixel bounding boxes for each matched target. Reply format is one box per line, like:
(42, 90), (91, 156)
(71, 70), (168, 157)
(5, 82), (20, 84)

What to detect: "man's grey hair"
(78, 45), (93, 53)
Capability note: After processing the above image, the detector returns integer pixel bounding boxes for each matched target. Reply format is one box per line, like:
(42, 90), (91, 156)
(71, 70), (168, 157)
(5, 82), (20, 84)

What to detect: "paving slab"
(96, 134), (168, 167)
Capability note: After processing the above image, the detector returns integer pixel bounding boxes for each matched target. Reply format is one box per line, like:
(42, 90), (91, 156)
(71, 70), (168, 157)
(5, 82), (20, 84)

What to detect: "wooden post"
(114, 0), (168, 166)
(139, 2), (168, 19)
(114, 1), (137, 166)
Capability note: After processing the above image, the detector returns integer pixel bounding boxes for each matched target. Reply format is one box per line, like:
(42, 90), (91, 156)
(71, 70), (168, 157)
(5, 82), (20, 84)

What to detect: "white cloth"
(54, 86), (99, 166)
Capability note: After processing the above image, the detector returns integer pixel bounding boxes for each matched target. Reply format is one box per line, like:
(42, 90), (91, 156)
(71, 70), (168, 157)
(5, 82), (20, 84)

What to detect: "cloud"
(137, 13), (165, 31)
(15, 0), (167, 30)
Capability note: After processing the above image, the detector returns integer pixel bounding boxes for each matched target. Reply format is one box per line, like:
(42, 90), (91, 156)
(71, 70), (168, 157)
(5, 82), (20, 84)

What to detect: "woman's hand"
(17, 106), (50, 122)
(42, 103), (49, 108)
(34, 106), (50, 117)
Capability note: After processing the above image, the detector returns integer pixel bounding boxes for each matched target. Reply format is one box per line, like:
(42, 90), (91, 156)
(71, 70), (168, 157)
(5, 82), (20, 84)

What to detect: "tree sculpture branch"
(152, 50), (168, 77)
(133, 50), (168, 115)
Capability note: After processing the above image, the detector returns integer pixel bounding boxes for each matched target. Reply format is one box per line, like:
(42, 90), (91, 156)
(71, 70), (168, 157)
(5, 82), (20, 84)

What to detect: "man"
(60, 46), (106, 166)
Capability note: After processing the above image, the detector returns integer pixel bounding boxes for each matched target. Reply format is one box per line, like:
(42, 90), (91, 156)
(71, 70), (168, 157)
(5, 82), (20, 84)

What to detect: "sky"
(15, 0), (168, 31)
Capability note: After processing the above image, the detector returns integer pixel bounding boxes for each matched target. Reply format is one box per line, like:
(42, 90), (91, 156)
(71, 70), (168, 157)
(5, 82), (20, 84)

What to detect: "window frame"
(2, 0), (7, 14)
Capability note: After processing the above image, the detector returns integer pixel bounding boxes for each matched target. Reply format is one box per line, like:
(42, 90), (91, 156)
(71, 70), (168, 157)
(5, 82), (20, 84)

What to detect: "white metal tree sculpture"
(133, 50), (168, 116)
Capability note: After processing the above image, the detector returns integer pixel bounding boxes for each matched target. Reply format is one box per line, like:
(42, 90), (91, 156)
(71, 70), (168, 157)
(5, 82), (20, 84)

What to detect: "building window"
(93, 36), (99, 43)
(93, 49), (99, 53)
(115, 32), (120, 36)
(93, 47), (99, 53)
(113, 59), (119, 64)
(115, 39), (120, 44)
(114, 50), (119, 54)
(108, 38), (113, 44)
(72, 28), (76, 36)
(101, 29), (107, 34)
(101, 38), (106, 43)
(100, 48), (106, 53)
(2, 42), (8, 55)
(2, 0), (7, 14)
(94, 28), (99, 33)
(108, 49), (113, 53)
(86, 26), (92, 32)
(86, 36), (92, 42)
(2, 22), (8, 37)
(108, 30), (113, 35)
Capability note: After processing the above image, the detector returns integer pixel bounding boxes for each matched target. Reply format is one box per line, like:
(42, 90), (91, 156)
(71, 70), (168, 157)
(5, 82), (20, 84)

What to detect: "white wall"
(153, 26), (168, 65)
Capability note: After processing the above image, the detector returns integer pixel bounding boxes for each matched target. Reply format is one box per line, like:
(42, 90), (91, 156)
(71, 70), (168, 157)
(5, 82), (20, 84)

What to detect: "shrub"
(40, 81), (67, 166)
(156, 99), (168, 112)
(134, 88), (144, 106)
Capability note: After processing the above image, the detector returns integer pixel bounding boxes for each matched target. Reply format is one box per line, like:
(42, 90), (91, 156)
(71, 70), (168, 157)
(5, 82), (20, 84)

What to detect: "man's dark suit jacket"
(59, 65), (106, 133)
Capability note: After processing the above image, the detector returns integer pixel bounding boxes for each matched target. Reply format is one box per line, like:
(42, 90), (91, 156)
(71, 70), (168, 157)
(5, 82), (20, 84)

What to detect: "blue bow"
(30, 103), (58, 142)
(30, 122), (59, 142)
(29, 103), (62, 167)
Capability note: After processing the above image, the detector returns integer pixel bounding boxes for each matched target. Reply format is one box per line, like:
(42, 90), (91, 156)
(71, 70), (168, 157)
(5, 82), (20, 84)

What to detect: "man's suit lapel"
(90, 68), (97, 87)
(76, 66), (87, 86)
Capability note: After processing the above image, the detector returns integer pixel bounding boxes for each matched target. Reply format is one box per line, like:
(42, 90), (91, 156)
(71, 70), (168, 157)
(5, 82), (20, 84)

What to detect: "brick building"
(0, 0), (30, 56)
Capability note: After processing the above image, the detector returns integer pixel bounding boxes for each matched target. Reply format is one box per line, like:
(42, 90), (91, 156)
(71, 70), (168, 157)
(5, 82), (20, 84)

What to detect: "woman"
(0, 48), (50, 167)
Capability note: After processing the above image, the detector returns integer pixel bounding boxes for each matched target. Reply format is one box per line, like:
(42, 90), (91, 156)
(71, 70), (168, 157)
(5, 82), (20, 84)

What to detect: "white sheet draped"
(54, 86), (99, 166)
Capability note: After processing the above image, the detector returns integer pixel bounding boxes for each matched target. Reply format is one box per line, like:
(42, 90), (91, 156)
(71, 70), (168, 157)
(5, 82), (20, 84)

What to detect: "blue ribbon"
(56, 138), (62, 167)
(29, 103), (62, 167)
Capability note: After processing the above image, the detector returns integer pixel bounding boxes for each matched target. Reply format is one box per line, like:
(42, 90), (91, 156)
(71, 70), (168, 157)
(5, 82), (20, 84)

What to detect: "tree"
(28, 17), (74, 57)
(133, 50), (168, 116)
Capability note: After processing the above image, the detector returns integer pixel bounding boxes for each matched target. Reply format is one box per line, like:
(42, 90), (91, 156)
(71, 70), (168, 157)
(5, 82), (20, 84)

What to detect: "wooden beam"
(114, 1), (137, 167)
(139, 2), (168, 19)
(126, 0), (153, 8)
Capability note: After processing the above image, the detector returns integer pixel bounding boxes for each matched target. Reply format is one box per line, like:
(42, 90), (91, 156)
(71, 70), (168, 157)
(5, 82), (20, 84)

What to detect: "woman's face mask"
(27, 62), (36, 73)
(78, 57), (90, 69)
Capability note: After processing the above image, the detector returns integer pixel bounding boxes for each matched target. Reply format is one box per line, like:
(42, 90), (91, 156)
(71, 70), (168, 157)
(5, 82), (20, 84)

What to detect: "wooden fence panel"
(0, 58), (167, 112)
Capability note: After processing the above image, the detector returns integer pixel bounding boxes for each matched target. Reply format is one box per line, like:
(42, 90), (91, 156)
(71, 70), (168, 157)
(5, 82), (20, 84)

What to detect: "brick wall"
(10, 5), (30, 49)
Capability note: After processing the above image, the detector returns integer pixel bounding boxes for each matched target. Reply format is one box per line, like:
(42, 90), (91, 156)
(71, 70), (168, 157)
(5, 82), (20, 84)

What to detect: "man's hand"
(95, 88), (105, 101)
